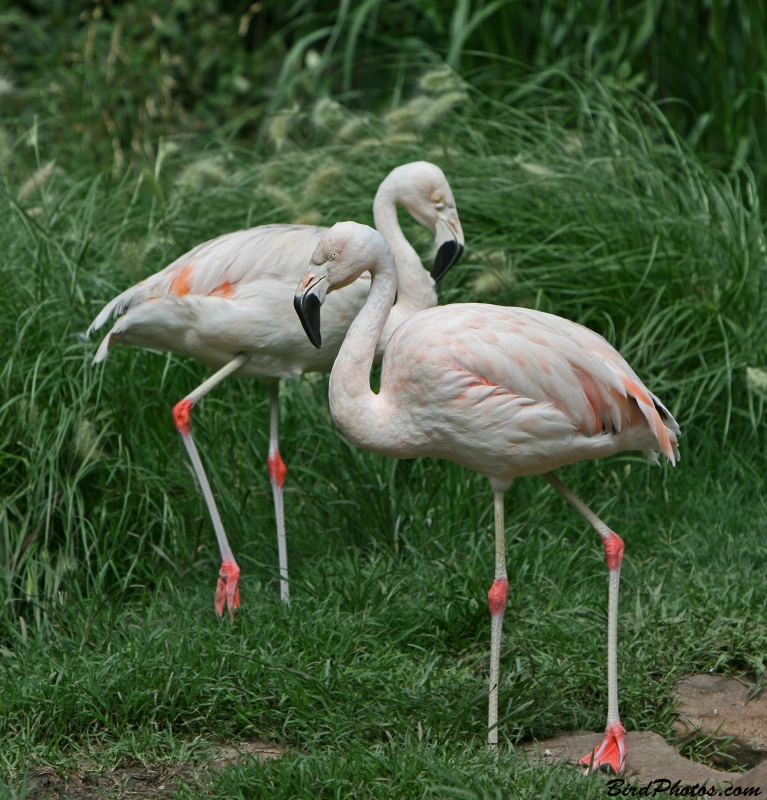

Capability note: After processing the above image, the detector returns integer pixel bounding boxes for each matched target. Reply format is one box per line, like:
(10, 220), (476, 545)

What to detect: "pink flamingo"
(88, 163), (464, 617)
(294, 221), (680, 772)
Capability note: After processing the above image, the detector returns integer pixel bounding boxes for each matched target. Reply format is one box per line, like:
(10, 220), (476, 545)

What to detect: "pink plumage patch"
(210, 281), (235, 298)
(469, 375), (496, 388)
(576, 373), (606, 436)
(620, 375), (674, 462)
(455, 368), (506, 400)
(621, 376), (652, 406)
(170, 264), (194, 297)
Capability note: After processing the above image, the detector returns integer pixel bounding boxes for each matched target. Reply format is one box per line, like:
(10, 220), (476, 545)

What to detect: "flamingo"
(88, 162), (464, 617)
(293, 221), (680, 772)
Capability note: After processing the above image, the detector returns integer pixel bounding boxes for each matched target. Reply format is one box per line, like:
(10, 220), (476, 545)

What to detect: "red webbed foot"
(214, 559), (241, 620)
(578, 721), (626, 774)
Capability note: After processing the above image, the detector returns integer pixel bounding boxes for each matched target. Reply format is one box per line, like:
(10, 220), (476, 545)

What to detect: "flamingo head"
(376, 161), (465, 281)
(294, 221), (392, 349)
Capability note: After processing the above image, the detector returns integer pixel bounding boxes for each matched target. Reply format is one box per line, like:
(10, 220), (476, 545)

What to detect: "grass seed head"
(175, 157), (229, 191)
(746, 367), (767, 399)
(17, 160), (56, 202)
(312, 97), (347, 131)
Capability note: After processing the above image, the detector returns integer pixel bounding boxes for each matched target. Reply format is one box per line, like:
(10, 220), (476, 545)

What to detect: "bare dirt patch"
(674, 673), (767, 770)
(25, 739), (283, 800)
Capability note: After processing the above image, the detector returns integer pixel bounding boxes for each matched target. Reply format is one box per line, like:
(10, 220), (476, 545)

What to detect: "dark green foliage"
(1, 1), (765, 191)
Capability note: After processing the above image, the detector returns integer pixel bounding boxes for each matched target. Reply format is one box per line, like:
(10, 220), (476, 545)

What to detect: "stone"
(733, 758), (767, 793)
(523, 674), (767, 790)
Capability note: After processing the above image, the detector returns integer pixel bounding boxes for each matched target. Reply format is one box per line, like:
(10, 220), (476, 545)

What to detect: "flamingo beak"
(294, 268), (328, 349)
(432, 208), (465, 281)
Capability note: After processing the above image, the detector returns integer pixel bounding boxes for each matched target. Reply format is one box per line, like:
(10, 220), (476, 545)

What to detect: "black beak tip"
(431, 241), (464, 281)
(294, 293), (322, 349)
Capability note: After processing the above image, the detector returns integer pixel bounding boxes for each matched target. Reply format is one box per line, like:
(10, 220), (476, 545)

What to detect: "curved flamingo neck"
(373, 182), (436, 315)
(328, 246), (398, 450)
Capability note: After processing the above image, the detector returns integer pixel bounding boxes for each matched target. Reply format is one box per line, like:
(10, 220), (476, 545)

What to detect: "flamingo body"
(294, 221), (680, 772)
(90, 161), (464, 376)
(359, 304), (678, 485)
(89, 163), (465, 614)
(91, 225), (375, 377)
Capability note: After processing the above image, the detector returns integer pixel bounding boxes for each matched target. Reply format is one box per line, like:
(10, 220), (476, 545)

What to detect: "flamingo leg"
(488, 490), (509, 750)
(267, 382), (289, 605)
(172, 355), (249, 619)
(543, 472), (626, 774)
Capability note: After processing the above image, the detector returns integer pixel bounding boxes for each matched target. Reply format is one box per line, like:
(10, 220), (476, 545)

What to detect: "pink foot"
(578, 721), (626, 774)
(214, 559), (241, 620)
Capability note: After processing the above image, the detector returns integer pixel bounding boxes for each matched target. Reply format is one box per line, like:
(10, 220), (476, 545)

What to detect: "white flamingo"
(293, 221), (680, 772)
(88, 162), (464, 617)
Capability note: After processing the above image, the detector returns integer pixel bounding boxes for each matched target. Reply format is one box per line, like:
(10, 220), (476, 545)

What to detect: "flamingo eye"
(328, 250), (339, 261)
(433, 191), (443, 204)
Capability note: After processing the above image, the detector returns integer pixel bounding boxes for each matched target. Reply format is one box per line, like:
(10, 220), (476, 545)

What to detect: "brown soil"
(673, 673), (767, 770)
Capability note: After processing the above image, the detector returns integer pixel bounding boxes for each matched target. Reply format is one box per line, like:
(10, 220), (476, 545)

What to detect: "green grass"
(1, 72), (766, 796)
(1, 447), (765, 795)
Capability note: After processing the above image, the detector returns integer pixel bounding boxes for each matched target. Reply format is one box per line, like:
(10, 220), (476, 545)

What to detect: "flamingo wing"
(381, 304), (678, 466)
(88, 225), (326, 337)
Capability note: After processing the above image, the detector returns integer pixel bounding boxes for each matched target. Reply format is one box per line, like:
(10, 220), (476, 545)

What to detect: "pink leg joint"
(603, 531), (625, 572)
(487, 578), (509, 616)
(267, 450), (287, 488)
(172, 398), (194, 435)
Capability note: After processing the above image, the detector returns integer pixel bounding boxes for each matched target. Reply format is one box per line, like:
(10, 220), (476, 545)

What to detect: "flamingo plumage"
(293, 221), (680, 773)
(88, 162), (464, 617)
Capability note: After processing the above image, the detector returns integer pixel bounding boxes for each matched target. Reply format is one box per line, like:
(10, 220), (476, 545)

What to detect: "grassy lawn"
(1, 70), (766, 797)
